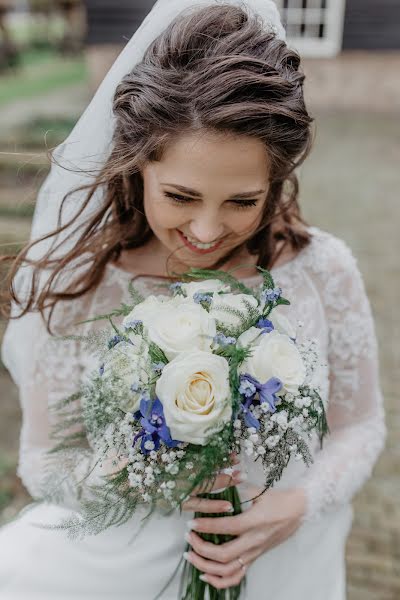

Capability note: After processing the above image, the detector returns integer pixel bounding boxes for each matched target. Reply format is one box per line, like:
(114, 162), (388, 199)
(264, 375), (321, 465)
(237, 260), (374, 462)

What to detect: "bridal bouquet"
(40, 266), (328, 600)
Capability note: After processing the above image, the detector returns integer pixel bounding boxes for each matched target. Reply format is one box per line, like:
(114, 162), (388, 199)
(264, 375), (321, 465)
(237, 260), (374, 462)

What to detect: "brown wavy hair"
(1, 3), (314, 330)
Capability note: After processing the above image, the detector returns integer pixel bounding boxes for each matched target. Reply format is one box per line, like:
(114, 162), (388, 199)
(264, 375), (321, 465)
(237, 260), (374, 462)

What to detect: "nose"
(189, 213), (224, 243)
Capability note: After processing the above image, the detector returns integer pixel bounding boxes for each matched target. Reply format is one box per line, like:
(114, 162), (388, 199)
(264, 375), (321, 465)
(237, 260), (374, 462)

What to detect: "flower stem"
(180, 486), (243, 599)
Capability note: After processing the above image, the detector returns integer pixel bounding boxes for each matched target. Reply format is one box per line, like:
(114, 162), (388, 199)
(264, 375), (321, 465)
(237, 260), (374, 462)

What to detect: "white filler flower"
(123, 295), (216, 360)
(156, 350), (232, 445)
(102, 341), (150, 412)
(239, 330), (306, 394)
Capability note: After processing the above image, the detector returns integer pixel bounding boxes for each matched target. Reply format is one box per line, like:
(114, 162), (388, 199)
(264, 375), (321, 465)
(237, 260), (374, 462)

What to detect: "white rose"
(210, 293), (259, 330)
(181, 279), (230, 299)
(239, 330), (306, 394)
(156, 350), (232, 445)
(102, 341), (150, 412)
(237, 326), (262, 348)
(269, 309), (297, 339)
(124, 296), (216, 360)
(122, 295), (169, 329)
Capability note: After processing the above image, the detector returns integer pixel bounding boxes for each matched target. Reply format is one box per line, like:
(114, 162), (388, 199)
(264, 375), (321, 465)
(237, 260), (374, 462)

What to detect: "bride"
(0, 1), (385, 598)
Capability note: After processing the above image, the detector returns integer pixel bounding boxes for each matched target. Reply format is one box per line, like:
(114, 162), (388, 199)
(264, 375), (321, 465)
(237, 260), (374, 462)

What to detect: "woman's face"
(142, 130), (271, 269)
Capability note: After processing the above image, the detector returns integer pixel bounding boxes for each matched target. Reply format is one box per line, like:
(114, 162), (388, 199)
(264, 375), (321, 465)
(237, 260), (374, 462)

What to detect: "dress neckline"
(105, 227), (316, 283)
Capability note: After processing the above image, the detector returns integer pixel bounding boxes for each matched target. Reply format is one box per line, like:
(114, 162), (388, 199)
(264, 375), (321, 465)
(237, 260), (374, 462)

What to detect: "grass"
(0, 456), (16, 513)
(5, 116), (77, 149)
(0, 203), (36, 219)
(0, 48), (86, 106)
(7, 14), (66, 46)
(0, 153), (49, 175)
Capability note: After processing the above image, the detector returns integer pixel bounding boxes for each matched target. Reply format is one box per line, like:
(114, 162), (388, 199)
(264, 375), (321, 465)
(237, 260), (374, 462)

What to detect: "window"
(274, 0), (346, 57)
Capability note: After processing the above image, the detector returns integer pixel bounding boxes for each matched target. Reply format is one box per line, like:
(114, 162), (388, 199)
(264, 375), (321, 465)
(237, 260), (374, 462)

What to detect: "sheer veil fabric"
(1, 0), (285, 386)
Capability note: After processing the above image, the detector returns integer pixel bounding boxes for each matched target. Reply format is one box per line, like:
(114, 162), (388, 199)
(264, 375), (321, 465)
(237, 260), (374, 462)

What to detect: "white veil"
(2, 0), (285, 386)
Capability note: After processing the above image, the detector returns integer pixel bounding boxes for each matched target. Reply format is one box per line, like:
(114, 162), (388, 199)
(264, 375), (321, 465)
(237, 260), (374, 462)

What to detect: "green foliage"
(148, 343), (168, 367)
(256, 265), (275, 290)
(216, 344), (252, 415)
(127, 280), (145, 306)
(275, 297), (291, 307)
(213, 297), (260, 339)
(34, 476), (141, 541)
(313, 392), (330, 447)
(181, 267), (254, 295)
(76, 303), (133, 326)
(82, 375), (126, 438)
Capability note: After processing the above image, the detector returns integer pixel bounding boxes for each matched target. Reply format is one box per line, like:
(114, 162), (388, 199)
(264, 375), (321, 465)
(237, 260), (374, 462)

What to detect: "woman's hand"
(183, 487), (307, 590)
(181, 453), (241, 514)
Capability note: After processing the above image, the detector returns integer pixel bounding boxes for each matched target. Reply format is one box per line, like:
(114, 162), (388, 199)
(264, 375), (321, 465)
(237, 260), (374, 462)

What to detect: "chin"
(179, 249), (234, 272)
(176, 250), (216, 268)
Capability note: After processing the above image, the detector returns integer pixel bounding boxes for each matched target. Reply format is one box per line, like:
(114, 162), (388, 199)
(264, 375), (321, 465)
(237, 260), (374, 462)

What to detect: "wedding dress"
(0, 226), (385, 599)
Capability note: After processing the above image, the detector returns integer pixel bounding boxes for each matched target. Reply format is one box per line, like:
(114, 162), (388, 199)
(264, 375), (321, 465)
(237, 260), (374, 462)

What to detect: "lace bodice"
(1, 227), (386, 521)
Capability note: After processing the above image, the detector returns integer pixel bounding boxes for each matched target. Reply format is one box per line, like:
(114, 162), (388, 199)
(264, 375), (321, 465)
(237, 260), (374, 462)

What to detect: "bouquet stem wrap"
(181, 486), (243, 600)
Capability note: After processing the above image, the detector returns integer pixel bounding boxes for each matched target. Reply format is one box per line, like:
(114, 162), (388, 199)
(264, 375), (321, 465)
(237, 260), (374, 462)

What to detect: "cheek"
(227, 209), (263, 236)
(145, 197), (187, 231)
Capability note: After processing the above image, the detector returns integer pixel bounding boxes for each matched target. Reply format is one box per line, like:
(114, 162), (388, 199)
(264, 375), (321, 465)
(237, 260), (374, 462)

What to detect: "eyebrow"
(161, 183), (266, 199)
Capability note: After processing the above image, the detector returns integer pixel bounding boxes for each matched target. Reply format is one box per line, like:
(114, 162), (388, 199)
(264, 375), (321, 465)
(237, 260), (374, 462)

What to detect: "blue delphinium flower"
(237, 373), (282, 430)
(99, 363), (105, 376)
(133, 397), (179, 454)
(261, 287), (282, 304)
(256, 318), (274, 333)
(124, 319), (143, 331)
(107, 335), (123, 349)
(239, 378), (256, 398)
(152, 362), (165, 374)
(170, 282), (183, 295)
(213, 333), (236, 346)
(193, 292), (213, 305)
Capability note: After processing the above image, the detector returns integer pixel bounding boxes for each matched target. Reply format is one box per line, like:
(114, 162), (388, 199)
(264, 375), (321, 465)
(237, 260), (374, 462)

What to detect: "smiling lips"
(177, 230), (224, 254)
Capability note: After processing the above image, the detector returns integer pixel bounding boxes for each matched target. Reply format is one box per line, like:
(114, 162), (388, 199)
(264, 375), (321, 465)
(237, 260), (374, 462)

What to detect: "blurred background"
(0, 1), (399, 598)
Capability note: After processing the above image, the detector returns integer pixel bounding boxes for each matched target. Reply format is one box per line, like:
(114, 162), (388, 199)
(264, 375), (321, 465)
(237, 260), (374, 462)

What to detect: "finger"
(182, 497), (234, 514)
(200, 569), (245, 590)
(188, 530), (258, 564)
(194, 470), (241, 495)
(183, 549), (239, 578)
(199, 546), (265, 592)
(211, 469), (242, 492)
(189, 511), (250, 536)
(229, 452), (240, 466)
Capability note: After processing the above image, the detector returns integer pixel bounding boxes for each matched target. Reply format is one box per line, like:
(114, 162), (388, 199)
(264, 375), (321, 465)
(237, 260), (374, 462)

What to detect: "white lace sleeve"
(4, 295), (110, 513)
(298, 235), (386, 521)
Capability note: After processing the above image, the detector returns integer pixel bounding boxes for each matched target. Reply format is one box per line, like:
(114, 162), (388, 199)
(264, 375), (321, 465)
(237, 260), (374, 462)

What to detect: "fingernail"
(183, 552), (190, 562)
(184, 531), (192, 543)
(208, 487), (227, 495)
(199, 574), (208, 583)
(220, 467), (234, 476)
(186, 519), (196, 531)
(226, 505), (234, 513)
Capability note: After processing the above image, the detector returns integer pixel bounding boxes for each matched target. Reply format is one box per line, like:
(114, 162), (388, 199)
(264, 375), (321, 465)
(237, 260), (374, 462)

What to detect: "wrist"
(290, 487), (307, 521)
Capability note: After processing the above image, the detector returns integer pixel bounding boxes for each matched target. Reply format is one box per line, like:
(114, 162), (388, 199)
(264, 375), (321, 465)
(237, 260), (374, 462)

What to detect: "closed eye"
(164, 192), (191, 204)
(231, 199), (258, 209)
(164, 192), (258, 209)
